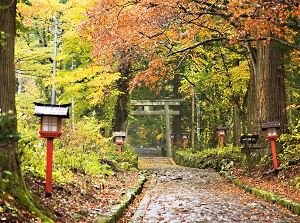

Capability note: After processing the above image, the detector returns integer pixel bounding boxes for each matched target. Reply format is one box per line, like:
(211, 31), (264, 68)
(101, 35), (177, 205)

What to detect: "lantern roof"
(112, 131), (126, 137)
(33, 102), (71, 118)
(261, 121), (280, 131)
(217, 126), (227, 131)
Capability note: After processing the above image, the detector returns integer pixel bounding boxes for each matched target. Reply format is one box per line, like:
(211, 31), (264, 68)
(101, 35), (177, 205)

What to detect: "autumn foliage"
(81, 0), (300, 90)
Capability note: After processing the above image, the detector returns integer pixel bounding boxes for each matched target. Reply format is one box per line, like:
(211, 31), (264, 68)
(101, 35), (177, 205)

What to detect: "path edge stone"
(94, 172), (148, 223)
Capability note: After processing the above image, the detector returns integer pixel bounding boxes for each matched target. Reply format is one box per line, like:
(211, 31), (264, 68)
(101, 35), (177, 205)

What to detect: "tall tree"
(111, 48), (133, 131)
(247, 39), (287, 135)
(0, 0), (18, 173)
(81, 1), (149, 132)
(229, 0), (299, 136)
(0, 1), (52, 221)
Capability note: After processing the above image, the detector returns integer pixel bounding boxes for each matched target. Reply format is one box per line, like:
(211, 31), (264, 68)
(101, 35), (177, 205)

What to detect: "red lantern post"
(34, 103), (70, 197)
(113, 132), (126, 156)
(217, 126), (227, 148)
(182, 133), (188, 150)
(261, 121), (281, 173)
(170, 133), (175, 148)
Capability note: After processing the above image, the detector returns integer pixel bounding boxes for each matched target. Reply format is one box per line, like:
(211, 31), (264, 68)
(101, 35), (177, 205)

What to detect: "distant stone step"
(134, 147), (162, 157)
(138, 157), (177, 169)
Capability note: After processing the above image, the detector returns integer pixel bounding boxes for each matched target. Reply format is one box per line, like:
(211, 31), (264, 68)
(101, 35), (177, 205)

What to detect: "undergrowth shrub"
(278, 133), (300, 188)
(279, 133), (300, 163)
(176, 146), (243, 171)
(178, 146), (241, 159)
(19, 114), (137, 184)
(18, 111), (44, 177)
(0, 111), (19, 143)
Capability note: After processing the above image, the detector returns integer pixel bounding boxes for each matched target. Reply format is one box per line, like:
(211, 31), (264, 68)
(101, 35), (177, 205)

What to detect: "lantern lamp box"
(34, 102), (71, 139)
(217, 126), (227, 137)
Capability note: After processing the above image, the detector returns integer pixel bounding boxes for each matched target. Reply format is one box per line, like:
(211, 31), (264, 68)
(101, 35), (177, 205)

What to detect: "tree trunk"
(247, 39), (287, 137)
(172, 74), (182, 144)
(0, 2), (52, 221)
(0, 0), (22, 189)
(232, 106), (241, 146)
(112, 56), (131, 132)
(112, 78), (130, 132)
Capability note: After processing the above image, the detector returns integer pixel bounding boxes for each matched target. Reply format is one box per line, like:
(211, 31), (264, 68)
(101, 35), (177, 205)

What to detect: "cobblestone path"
(131, 147), (300, 223)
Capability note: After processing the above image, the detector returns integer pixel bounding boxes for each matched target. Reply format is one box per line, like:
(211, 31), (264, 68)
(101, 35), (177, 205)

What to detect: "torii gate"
(131, 99), (184, 158)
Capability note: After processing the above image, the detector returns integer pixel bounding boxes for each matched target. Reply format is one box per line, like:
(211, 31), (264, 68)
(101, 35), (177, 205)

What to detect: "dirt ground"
(0, 170), (139, 222)
(0, 158), (299, 222)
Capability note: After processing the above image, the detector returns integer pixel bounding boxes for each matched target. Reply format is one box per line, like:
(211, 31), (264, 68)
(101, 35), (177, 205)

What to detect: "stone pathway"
(131, 147), (300, 223)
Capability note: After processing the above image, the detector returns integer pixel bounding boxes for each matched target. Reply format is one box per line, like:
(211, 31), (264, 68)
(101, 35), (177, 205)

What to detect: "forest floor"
(230, 161), (300, 204)
(0, 160), (299, 222)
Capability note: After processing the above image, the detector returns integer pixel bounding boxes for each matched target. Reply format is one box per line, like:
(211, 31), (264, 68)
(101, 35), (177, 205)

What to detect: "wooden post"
(244, 140), (252, 174)
(240, 135), (260, 175)
(191, 88), (195, 150)
(164, 104), (172, 158)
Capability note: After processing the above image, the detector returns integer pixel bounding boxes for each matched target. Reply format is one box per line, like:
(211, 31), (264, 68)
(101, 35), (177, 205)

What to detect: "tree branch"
(175, 73), (212, 103)
(240, 36), (300, 51)
(167, 36), (300, 57)
(167, 37), (227, 56)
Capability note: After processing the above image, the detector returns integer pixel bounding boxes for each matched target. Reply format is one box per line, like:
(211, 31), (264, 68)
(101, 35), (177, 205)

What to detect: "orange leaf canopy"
(81, 0), (299, 88)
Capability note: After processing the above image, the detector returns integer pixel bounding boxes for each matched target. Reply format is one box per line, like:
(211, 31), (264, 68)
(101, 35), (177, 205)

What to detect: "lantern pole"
(170, 133), (175, 148)
(270, 139), (278, 170)
(46, 138), (54, 197)
(118, 145), (122, 156)
(220, 136), (224, 148)
(113, 132), (126, 156)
